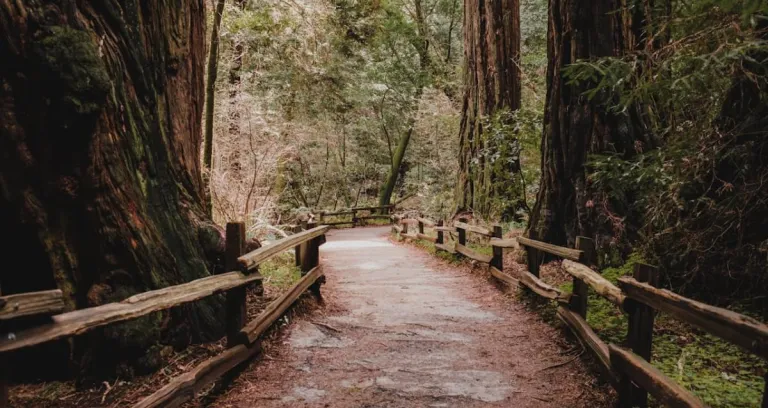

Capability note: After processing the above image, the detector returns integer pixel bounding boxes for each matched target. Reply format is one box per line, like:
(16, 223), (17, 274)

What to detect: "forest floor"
(210, 226), (613, 407)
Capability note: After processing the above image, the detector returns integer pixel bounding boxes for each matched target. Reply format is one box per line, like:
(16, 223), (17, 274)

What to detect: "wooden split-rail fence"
(314, 204), (394, 227)
(0, 222), (330, 408)
(393, 215), (768, 408)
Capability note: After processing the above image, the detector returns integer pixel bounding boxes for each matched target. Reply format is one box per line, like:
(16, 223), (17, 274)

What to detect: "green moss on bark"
(32, 26), (110, 116)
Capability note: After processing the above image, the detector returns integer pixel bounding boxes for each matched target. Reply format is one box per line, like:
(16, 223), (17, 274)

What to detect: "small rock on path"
(212, 227), (611, 407)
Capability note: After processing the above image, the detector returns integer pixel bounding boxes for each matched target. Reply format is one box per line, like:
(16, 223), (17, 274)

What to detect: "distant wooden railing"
(392, 215), (768, 408)
(315, 204), (395, 227)
(0, 222), (330, 408)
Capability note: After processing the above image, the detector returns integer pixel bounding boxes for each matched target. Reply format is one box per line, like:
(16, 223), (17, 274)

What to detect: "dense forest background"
(201, 2), (768, 403)
(204, 0), (546, 233)
(1, 0), (767, 406)
(205, 0), (768, 309)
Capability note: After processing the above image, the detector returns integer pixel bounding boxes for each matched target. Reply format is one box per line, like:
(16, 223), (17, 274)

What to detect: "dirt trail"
(213, 227), (611, 407)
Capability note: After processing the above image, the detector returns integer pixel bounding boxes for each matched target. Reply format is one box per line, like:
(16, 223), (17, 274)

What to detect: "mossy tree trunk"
(455, 0), (521, 217)
(527, 0), (638, 246)
(379, 127), (414, 207)
(0, 0), (225, 376)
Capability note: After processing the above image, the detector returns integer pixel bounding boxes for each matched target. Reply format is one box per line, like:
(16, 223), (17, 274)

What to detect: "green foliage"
(652, 329), (766, 407)
(557, 253), (767, 407)
(260, 253), (303, 290)
(559, 3), (768, 304)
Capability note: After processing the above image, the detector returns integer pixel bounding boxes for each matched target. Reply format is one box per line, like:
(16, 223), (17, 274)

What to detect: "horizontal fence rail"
(0, 272), (265, 353)
(618, 277), (768, 360)
(0, 290), (65, 321)
(391, 212), (768, 407)
(0, 222), (330, 408)
(316, 204), (394, 228)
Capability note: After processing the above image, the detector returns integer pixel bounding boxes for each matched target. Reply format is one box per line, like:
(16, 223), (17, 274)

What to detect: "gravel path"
(212, 227), (611, 407)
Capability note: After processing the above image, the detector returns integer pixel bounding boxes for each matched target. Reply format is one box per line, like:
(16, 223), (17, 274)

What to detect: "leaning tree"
(455, 0), (521, 217)
(0, 1), (224, 375)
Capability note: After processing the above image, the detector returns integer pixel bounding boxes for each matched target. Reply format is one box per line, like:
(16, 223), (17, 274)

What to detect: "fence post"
(436, 220), (444, 245)
(762, 375), (768, 408)
(300, 222), (318, 275)
(225, 222), (247, 347)
(457, 217), (467, 251)
(618, 263), (659, 407)
(418, 215), (424, 235)
(0, 352), (6, 408)
(491, 224), (503, 271)
(293, 224), (303, 266)
(300, 222), (323, 299)
(351, 210), (359, 227)
(402, 219), (408, 235)
(571, 236), (595, 318)
(0, 286), (7, 408)
(526, 231), (540, 277)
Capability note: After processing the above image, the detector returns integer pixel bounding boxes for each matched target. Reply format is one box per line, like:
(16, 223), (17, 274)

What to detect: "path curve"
(213, 227), (611, 407)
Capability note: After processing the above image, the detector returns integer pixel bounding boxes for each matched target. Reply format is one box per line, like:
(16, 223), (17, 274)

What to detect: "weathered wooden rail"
(392, 215), (768, 407)
(315, 204), (394, 227)
(0, 222), (330, 408)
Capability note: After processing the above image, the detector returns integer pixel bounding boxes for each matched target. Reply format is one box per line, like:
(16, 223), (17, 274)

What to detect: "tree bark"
(226, 0), (247, 180)
(455, 0), (521, 217)
(0, 0), (224, 376)
(203, 0), (227, 193)
(528, 0), (636, 246)
(379, 128), (414, 207)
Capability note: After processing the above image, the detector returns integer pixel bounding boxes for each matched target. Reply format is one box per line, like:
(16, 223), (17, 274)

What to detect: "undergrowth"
(259, 252), (303, 290)
(559, 255), (767, 408)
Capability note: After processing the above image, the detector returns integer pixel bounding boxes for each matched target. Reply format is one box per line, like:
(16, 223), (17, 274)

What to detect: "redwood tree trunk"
(527, 0), (636, 246)
(456, 0), (521, 217)
(0, 0), (224, 376)
(203, 0), (228, 183)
